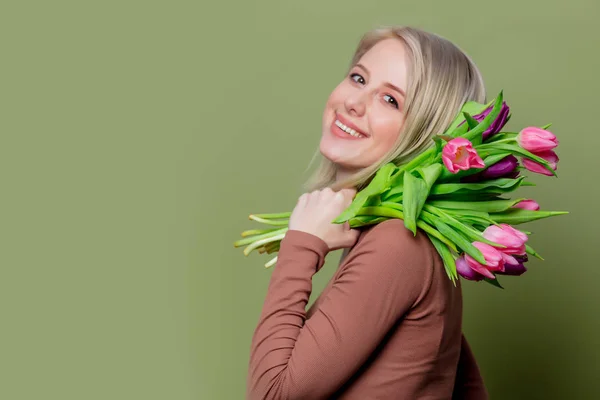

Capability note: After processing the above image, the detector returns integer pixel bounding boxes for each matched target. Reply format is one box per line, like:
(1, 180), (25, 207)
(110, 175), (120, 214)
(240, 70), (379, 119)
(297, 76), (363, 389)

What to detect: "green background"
(2, 0), (597, 399)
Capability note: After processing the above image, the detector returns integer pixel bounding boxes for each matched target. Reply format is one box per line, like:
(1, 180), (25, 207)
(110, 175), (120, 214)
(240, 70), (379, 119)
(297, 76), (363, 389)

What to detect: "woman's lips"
(330, 119), (366, 140)
(335, 113), (368, 137)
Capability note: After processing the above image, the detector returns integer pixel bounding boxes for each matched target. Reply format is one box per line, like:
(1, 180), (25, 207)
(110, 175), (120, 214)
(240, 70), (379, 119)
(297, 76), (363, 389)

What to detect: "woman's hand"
(289, 188), (360, 251)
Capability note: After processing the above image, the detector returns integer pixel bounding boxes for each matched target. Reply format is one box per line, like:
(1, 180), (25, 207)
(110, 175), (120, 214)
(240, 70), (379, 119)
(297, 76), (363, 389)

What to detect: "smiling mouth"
(334, 119), (367, 138)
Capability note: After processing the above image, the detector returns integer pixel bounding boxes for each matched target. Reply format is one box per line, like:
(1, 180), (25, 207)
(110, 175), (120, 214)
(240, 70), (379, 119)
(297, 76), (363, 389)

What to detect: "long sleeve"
(246, 220), (432, 400)
(452, 334), (489, 400)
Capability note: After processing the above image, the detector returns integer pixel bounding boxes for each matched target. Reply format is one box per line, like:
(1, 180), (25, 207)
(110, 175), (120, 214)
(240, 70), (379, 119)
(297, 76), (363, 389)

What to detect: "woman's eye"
(383, 94), (399, 109)
(350, 73), (365, 85)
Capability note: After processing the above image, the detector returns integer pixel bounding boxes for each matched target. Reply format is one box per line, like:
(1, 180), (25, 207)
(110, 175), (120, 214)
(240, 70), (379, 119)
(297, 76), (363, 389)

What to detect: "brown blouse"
(247, 219), (488, 399)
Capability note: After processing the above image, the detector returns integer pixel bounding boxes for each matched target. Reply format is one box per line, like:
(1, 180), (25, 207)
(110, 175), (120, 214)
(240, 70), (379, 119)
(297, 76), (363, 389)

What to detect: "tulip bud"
(465, 101), (511, 141)
(497, 262), (527, 276)
(513, 199), (540, 211)
(517, 127), (559, 152)
(464, 242), (504, 279)
(481, 155), (519, 179)
(521, 150), (559, 176)
(456, 255), (485, 281)
(483, 223), (528, 255)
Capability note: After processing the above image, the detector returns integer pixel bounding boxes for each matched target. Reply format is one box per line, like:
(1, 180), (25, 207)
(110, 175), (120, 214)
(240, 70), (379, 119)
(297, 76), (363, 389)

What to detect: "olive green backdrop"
(2, 0), (598, 399)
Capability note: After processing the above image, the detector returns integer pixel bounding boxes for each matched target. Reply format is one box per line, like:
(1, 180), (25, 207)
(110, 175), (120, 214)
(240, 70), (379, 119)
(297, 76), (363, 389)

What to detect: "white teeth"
(335, 119), (364, 138)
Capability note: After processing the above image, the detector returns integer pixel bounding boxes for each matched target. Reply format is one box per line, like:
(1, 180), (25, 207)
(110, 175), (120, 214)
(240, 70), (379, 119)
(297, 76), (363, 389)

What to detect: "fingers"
(338, 188), (357, 206)
(339, 187), (357, 196)
(347, 228), (360, 242)
(339, 188), (357, 199)
(298, 187), (356, 211)
(297, 192), (309, 207)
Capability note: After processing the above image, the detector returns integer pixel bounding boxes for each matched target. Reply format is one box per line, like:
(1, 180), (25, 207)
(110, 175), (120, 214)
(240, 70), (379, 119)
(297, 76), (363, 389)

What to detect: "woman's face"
(320, 38), (409, 178)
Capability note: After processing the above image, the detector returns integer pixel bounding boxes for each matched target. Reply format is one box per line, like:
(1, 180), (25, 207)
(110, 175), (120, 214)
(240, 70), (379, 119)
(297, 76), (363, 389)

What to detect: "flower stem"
(234, 227), (287, 247)
(249, 215), (289, 226)
(357, 206), (457, 252)
(252, 212), (292, 219)
(243, 232), (287, 256)
(265, 256), (278, 268)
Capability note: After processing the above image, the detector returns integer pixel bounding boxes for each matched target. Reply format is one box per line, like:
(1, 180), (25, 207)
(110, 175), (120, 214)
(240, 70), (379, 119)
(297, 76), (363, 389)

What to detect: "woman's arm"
(452, 334), (489, 400)
(246, 220), (431, 400)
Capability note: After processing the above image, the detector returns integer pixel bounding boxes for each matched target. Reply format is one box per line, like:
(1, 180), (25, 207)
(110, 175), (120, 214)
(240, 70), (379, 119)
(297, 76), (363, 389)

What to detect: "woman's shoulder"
(342, 219), (436, 279)
(352, 219), (457, 306)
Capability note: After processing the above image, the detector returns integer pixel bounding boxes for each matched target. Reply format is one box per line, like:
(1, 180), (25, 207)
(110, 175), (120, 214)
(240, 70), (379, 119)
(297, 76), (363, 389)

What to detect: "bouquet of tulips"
(234, 91), (568, 287)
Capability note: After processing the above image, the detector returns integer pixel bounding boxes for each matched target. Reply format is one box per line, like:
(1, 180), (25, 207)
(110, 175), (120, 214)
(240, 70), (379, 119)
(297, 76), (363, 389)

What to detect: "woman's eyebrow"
(355, 63), (406, 98)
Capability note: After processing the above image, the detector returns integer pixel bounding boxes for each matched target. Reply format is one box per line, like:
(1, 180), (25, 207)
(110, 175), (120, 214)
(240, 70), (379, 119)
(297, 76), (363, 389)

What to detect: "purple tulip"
(513, 254), (529, 263)
(456, 255), (485, 281)
(481, 155), (519, 179)
(497, 261), (527, 276)
(459, 155), (519, 183)
(469, 101), (511, 141)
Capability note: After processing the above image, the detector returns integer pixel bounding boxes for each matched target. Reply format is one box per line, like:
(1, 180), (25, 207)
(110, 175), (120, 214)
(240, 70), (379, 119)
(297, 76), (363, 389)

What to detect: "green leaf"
(488, 209), (569, 225)
(334, 163), (397, 223)
(463, 91), (504, 143)
(381, 173), (404, 202)
(371, 203), (459, 253)
(482, 132), (518, 143)
(382, 191), (403, 203)
(456, 215), (496, 227)
(432, 135), (445, 155)
(484, 276), (504, 289)
(402, 164), (441, 235)
(427, 193), (502, 202)
(402, 170), (427, 236)
(424, 213), (486, 265)
(423, 205), (503, 248)
(427, 234), (458, 283)
(427, 198), (528, 213)
(440, 207), (492, 220)
(430, 176), (526, 196)
(526, 243), (544, 260)
(443, 99), (493, 137)
(463, 112), (479, 130)
(364, 194), (382, 207)
(431, 217), (486, 264)
(417, 163), (443, 188)
(348, 215), (389, 228)
(540, 123), (552, 130)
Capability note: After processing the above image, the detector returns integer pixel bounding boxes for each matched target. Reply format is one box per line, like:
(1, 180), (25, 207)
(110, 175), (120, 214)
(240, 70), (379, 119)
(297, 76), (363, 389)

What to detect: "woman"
(246, 26), (489, 400)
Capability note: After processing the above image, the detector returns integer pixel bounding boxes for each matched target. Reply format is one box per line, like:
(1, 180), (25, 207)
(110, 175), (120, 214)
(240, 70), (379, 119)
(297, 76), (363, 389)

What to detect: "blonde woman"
(247, 26), (489, 400)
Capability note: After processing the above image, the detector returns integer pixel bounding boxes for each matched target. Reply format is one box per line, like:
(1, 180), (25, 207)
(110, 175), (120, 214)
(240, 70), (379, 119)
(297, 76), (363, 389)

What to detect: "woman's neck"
(334, 166), (359, 186)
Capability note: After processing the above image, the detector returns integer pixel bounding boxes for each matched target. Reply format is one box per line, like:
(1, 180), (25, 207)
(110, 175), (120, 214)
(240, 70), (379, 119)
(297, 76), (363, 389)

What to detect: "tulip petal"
(456, 255), (485, 281)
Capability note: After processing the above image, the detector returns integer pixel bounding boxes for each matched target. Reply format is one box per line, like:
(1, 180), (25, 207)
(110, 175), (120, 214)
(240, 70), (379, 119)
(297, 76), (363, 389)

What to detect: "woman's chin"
(320, 151), (359, 174)
(320, 141), (360, 167)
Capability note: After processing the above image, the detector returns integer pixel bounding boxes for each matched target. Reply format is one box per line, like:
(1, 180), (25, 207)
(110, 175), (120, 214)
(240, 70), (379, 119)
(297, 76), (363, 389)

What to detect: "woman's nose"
(344, 92), (367, 117)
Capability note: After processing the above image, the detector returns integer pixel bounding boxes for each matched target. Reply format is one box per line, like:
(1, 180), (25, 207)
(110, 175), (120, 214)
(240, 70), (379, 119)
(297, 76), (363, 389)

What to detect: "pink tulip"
(442, 137), (485, 174)
(456, 255), (485, 281)
(521, 150), (559, 176)
(482, 223), (528, 255)
(513, 199), (540, 211)
(464, 242), (505, 279)
(517, 127), (559, 152)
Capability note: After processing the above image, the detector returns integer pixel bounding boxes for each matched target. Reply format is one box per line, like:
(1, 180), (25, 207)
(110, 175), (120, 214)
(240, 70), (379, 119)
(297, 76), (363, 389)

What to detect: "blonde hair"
(304, 25), (486, 192)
